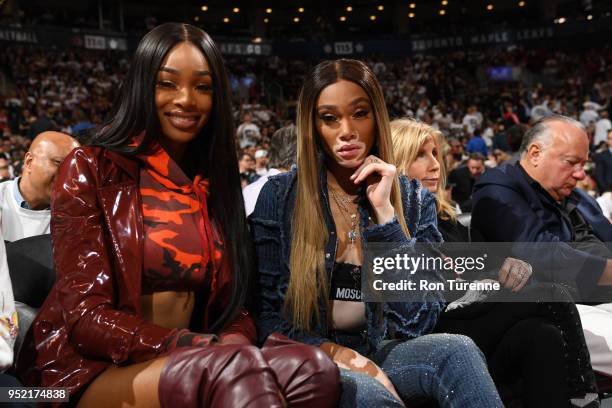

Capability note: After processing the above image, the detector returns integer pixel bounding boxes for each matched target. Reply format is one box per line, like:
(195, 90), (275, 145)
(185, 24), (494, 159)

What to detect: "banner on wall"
(83, 35), (127, 50)
(84, 35), (106, 50)
(218, 42), (272, 56)
(0, 19), (607, 56)
(0, 28), (38, 43)
(0, 26), (128, 51)
(412, 27), (555, 52)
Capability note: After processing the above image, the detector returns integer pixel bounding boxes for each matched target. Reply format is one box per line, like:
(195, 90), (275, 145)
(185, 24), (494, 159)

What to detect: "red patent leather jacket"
(16, 146), (256, 398)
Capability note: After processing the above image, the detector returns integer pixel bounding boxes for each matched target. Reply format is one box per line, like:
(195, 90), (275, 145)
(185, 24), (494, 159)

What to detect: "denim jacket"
(250, 168), (445, 350)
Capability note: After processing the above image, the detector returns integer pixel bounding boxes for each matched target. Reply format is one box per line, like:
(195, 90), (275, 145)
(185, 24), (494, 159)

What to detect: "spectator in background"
(0, 157), (11, 182)
(70, 109), (95, 139)
(504, 123), (527, 165)
(580, 103), (599, 127)
(1, 136), (30, 178)
(471, 115), (612, 380)
(530, 97), (553, 122)
(491, 149), (512, 167)
(491, 122), (509, 152)
(0, 132), (77, 396)
(27, 108), (56, 139)
(595, 129), (612, 194)
(0, 109), (8, 138)
(462, 105), (483, 135)
(473, 116), (612, 271)
(576, 161), (598, 196)
(466, 128), (488, 156)
(238, 152), (258, 187)
(597, 184), (612, 223)
(445, 137), (466, 171)
(0, 131), (79, 240)
(594, 111), (612, 147)
(254, 149), (269, 177)
(448, 152), (486, 212)
(17, 109), (34, 137)
(243, 124), (297, 216)
(502, 103), (520, 127)
(583, 96), (609, 114)
(236, 112), (261, 148)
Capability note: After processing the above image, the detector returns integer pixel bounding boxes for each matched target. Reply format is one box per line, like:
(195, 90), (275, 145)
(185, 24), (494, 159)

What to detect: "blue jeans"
(339, 333), (503, 408)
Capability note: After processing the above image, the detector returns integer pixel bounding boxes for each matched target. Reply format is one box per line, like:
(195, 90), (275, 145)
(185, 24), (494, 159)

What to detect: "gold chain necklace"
(328, 185), (359, 244)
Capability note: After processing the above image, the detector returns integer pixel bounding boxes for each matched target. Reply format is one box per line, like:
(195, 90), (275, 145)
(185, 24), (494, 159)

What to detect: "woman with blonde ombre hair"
(391, 118), (599, 408)
(251, 59), (503, 407)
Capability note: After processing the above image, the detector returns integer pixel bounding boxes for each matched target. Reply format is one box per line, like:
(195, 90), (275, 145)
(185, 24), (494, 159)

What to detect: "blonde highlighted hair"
(287, 59), (410, 332)
(390, 118), (456, 221)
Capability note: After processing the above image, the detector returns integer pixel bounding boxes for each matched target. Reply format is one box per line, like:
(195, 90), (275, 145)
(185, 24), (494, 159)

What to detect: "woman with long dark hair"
(391, 118), (599, 408)
(251, 59), (503, 407)
(16, 23), (339, 407)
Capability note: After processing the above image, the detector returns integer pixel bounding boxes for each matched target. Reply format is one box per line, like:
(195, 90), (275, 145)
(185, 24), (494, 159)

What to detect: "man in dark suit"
(472, 115), (612, 379)
(595, 129), (612, 194)
(447, 153), (486, 212)
(472, 115), (612, 297)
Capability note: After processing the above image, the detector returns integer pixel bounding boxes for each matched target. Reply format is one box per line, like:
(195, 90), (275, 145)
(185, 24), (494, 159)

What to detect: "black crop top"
(330, 262), (362, 302)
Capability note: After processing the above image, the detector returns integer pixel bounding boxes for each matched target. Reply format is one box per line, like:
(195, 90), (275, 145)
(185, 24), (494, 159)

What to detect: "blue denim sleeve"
(360, 179), (442, 245)
(416, 187), (444, 244)
(250, 180), (330, 346)
(362, 182), (445, 341)
(362, 216), (409, 243)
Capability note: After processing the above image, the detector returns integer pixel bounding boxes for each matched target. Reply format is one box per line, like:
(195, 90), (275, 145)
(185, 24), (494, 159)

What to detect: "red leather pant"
(158, 333), (340, 408)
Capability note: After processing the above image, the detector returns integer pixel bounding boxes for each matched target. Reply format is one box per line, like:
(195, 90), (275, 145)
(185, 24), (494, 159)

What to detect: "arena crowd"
(1, 43), (611, 196)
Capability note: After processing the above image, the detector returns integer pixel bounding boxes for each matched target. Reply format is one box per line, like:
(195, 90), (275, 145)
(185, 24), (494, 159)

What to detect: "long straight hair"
(390, 118), (456, 221)
(89, 23), (250, 332)
(287, 59), (409, 332)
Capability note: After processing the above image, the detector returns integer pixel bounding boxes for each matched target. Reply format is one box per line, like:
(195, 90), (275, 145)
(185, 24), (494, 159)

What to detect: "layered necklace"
(328, 184), (360, 245)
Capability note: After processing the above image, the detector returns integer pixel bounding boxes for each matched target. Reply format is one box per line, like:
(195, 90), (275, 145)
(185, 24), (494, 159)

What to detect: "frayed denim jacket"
(250, 168), (445, 350)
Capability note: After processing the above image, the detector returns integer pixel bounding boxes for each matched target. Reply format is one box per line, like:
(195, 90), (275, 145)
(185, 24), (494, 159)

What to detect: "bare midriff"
(140, 291), (195, 329)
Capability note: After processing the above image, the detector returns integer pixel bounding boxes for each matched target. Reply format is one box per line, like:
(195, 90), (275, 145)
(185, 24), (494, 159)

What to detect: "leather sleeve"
(50, 148), (208, 365)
